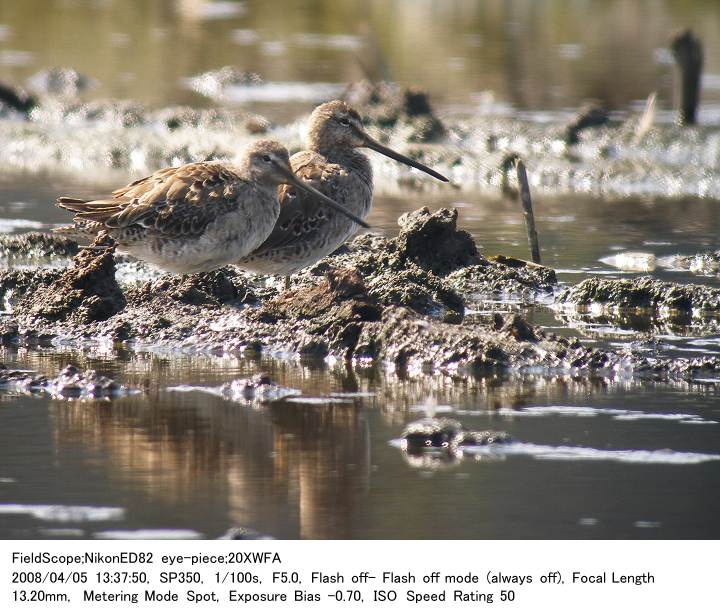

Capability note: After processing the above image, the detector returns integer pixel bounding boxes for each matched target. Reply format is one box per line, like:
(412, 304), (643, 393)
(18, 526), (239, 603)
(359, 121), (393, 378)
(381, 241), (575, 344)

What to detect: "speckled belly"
(238, 182), (372, 276)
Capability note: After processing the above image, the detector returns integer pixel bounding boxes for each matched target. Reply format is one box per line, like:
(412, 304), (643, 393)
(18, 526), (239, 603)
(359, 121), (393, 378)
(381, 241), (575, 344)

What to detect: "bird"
(55, 139), (368, 274)
(236, 100), (448, 288)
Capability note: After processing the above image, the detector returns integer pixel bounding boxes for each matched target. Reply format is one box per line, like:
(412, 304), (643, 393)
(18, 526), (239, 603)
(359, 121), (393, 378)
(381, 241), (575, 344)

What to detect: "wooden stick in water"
(514, 159), (541, 265)
(634, 91), (656, 144)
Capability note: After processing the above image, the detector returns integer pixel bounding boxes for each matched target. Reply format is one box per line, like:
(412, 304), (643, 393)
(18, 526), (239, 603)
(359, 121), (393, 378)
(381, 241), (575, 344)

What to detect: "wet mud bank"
(1, 76), (719, 198)
(558, 276), (720, 316)
(1, 208), (720, 382)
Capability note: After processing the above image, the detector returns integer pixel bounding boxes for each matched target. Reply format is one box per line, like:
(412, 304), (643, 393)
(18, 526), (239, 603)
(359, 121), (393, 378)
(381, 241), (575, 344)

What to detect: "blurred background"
(0, 0), (719, 120)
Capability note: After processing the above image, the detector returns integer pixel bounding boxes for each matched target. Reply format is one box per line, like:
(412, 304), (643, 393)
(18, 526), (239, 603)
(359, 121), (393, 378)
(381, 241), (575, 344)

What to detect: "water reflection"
(0, 1), (718, 117)
(1, 345), (719, 539)
(48, 388), (370, 539)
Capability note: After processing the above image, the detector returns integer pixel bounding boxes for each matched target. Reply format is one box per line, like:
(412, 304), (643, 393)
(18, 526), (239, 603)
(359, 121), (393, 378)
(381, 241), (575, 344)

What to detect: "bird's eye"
(339, 117), (350, 126)
(262, 155), (272, 162)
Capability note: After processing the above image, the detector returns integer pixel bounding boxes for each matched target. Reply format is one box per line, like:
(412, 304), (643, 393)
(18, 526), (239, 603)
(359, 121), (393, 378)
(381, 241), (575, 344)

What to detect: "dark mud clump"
(0, 232), (79, 259)
(27, 67), (94, 98)
(396, 207), (480, 275)
(565, 103), (611, 145)
(0, 80), (36, 116)
(558, 276), (720, 314)
(254, 268), (382, 358)
(308, 208), (473, 317)
(0, 269), (60, 312)
(17, 235), (126, 324)
(343, 80), (446, 142)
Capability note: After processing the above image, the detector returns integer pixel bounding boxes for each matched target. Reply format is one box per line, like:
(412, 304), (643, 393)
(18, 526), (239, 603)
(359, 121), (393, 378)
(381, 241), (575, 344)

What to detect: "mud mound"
(558, 276), (720, 313)
(132, 268), (257, 307)
(18, 236), (126, 324)
(447, 256), (557, 299)
(396, 207), (480, 275)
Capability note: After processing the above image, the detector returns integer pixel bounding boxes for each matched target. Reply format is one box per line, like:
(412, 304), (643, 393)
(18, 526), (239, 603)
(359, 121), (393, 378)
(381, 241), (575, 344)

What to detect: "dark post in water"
(670, 29), (703, 126)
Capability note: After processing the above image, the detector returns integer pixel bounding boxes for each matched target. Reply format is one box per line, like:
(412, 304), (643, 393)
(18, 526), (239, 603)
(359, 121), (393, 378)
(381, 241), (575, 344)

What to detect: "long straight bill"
(277, 165), (370, 229)
(362, 134), (449, 182)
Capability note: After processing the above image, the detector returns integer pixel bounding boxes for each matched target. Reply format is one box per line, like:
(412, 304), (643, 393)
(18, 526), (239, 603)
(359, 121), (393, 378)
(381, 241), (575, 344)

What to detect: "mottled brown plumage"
(56, 139), (368, 274)
(237, 100), (447, 280)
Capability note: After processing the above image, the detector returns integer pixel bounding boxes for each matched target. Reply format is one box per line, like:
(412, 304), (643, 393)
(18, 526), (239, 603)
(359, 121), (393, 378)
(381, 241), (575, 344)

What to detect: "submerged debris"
(565, 103), (611, 145)
(665, 250), (720, 276)
(400, 416), (512, 454)
(0, 363), (135, 399)
(168, 373), (301, 406)
(0, 81), (36, 117)
(26, 67), (94, 98)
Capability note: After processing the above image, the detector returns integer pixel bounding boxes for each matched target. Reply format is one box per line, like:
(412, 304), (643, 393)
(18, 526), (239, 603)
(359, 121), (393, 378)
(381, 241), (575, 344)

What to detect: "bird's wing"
(251, 150), (347, 253)
(56, 162), (249, 239)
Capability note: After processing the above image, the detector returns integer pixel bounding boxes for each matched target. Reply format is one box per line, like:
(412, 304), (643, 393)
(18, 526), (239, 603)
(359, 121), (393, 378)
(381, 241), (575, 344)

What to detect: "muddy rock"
(3, 209), (720, 382)
(18, 236), (126, 324)
(402, 417), (463, 450)
(557, 276), (720, 314)
(254, 268), (382, 357)
(354, 307), (515, 371)
(565, 103), (611, 145)
(307, 209), (469, 317)
(0, 269), (60, 311)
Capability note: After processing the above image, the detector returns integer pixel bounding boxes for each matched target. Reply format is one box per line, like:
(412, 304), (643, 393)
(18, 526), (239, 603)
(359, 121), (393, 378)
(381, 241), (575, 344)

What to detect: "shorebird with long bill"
(236, 100), (448, 287)
(56, 140), (368, 274)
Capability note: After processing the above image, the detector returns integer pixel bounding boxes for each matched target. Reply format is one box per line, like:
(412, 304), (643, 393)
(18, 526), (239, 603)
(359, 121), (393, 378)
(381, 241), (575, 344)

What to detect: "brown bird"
(236, 100), (448, 287)
(56, 139), (368, 274)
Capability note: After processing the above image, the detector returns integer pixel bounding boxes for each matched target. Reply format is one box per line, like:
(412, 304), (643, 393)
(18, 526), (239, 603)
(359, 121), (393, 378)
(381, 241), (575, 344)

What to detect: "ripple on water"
(391, 439), (720, 465)
(93, 529), (203, 540)
(456, 405), (717, 425)
(0, 504), (125, 522)
(465, 443), (720, 465)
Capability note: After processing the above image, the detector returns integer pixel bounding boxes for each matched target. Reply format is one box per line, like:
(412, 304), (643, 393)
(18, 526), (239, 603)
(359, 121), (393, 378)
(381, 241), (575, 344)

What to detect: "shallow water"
(1, 169), (720, 539)
(1, 0), (720, 121)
